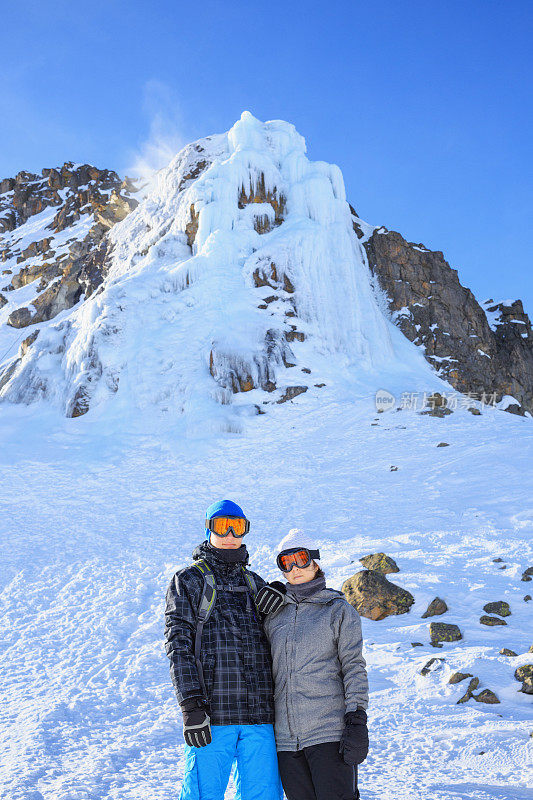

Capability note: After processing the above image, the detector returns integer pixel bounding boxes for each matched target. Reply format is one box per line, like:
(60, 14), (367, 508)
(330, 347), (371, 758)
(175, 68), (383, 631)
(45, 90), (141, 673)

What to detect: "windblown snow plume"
(0, 112), (443, 431)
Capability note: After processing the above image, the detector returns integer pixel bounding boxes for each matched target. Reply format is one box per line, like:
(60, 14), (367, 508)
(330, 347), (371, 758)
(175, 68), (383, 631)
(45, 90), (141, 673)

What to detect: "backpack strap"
(242, 567), (258, 598)
(191, 560), (216, 702)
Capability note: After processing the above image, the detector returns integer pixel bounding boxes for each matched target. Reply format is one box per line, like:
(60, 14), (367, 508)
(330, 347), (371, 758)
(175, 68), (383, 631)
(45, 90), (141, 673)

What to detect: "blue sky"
(1, 0), (531, 311)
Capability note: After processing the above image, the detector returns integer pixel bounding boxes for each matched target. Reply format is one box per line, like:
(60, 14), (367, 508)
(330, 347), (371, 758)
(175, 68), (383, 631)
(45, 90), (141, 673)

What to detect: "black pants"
(278, 740), (360, 800)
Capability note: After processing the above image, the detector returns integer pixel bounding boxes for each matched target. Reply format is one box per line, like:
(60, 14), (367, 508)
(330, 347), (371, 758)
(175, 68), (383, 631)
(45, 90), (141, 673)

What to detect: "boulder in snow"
(483, 601), (511, 616)
(422, 597), (448, 618)
(358, 552), (399, 574)
(429, 622), (462, 644)
(480, 615), (507, 626)
(514, 665), (533, 694)
(473, 689), (500, 704)
(457, 677), (479, 704)
(449, 672), (473, 684)
(341, 570), (415, 621)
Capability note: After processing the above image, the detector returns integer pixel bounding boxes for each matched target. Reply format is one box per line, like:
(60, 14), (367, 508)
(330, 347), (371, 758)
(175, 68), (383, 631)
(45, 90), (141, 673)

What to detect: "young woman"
(257, 529), (369, 800)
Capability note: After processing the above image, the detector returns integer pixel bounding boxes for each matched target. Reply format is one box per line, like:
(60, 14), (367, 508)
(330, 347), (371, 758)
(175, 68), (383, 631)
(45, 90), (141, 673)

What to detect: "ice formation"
(0, 112), (444, 430)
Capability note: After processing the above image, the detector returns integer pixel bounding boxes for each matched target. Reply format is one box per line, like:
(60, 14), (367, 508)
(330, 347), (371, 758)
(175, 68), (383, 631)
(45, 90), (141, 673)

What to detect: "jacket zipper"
(291, 602), (302, 750)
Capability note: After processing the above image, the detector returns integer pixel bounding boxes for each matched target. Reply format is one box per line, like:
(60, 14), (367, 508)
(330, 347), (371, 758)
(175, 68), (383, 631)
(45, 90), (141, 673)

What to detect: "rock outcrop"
(0, 163), (138, 331)
(361, 224), (533, 415)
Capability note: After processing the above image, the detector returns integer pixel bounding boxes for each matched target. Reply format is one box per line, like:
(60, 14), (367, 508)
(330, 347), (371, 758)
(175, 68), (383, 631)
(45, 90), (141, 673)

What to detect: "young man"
(164, 499), (283, 800)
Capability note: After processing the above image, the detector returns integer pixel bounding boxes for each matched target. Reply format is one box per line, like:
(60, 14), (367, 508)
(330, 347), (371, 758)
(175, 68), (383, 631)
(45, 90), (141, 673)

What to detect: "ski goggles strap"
(276, 547), (320, 572)
(207, 515), (250, 537)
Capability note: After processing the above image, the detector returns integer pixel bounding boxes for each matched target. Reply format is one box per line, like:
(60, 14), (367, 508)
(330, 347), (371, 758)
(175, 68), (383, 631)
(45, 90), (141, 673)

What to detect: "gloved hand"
(339, 708), (369, 765)
(181, 698), (212, 748)
(255, 581), (287, 614)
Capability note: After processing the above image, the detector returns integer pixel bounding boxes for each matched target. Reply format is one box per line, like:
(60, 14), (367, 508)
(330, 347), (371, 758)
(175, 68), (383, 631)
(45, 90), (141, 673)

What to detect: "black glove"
(339, 708), (369, 765)
(181, 698), (212, 748)
(255, 581), (287, 614)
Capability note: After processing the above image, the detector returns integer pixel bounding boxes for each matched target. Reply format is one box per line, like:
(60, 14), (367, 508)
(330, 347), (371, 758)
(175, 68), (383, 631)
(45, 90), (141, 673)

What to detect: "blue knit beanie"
(205, 499), (247, 538)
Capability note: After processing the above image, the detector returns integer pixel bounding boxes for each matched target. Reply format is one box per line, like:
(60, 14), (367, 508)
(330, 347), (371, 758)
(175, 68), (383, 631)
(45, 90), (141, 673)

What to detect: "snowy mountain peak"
(0, 116), (453, 429)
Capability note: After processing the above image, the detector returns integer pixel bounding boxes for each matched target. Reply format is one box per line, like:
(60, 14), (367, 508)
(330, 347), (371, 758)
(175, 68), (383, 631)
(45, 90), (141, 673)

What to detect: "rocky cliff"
(0, 163), (137, 330)
(353, 218), (533, 415)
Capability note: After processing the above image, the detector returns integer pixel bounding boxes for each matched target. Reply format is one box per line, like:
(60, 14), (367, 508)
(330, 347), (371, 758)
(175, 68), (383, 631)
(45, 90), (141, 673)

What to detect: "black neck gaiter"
(205, 541), (248, 564)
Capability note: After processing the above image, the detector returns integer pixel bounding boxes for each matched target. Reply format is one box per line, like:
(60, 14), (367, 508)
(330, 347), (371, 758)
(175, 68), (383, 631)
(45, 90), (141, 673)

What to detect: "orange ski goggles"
(207, 515), (250, 537)
(277, 547), (320, 572)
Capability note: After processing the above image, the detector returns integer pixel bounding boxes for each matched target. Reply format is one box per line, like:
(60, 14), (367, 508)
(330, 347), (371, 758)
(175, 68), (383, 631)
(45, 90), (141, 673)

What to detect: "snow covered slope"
(0, 114), (531, 800)
(0, 399), (532, 800)
(0, 113), (447, 431)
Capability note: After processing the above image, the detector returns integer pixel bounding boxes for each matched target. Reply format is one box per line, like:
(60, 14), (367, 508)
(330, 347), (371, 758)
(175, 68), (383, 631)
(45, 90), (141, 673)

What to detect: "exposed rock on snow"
(358, 552), (400, 574)
(0, 163), (137, 334)
(474, 689), (500, 704)
(429, 622), (462, 644)
(514, 665), (533, 694)
(420, 657), (444, 676)
(420, 392), (453, 417)
(499, 648), (518, 656)
(449, 672), (473, 684)
(480, 615), (507, 626)
(342, 569), (415, 620)
(421, 597), (448, 618)
(276, 385), (308, 403)
(483, 600), (511, 616)
(457, 677), (480, 703)
(521, 566), (533, 582)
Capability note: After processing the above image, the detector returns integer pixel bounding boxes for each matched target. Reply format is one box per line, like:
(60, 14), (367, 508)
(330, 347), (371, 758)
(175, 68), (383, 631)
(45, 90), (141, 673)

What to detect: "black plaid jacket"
(164, 541), (275, 725)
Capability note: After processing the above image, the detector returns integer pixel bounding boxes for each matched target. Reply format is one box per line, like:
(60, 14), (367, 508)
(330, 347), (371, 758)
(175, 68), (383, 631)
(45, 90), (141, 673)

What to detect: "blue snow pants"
(179, 723), (283, 800)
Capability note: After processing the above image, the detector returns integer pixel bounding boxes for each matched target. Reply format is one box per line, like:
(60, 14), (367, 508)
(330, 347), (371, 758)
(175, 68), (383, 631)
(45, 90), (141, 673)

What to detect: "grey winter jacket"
(263, 587), (368, 751)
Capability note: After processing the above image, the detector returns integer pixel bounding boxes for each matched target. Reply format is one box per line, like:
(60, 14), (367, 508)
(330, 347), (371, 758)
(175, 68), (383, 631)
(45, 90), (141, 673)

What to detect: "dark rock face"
(362, 225), (533, 415)
(0, 163), (137, 331)
(238, 172), (286, 234)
